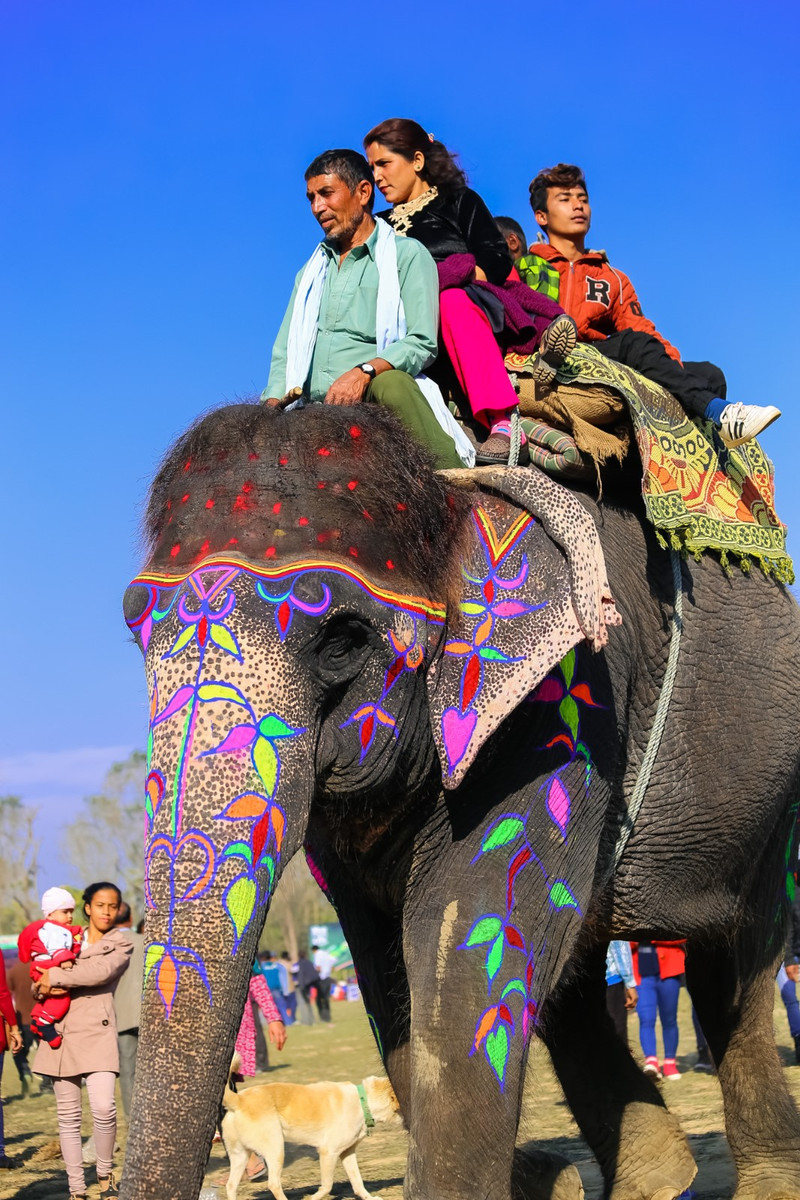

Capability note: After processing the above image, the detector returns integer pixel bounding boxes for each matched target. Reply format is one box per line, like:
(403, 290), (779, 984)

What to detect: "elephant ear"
(426, 493), (596, 788)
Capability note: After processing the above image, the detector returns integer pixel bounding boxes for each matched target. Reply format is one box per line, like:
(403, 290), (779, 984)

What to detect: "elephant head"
(121, 403), (611, 1200)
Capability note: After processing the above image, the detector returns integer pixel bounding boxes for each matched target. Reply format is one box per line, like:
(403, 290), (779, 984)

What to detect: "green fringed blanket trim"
(554, 345), (794, 584)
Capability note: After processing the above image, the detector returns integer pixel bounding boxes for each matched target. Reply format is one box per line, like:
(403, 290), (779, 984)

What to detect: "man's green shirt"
(264, 222), (439, 403)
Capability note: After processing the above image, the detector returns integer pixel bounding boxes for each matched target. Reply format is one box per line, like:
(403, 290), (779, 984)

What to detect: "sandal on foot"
(475, 422), (530, 467)
(220, 1158), (266, 1186)
(247, 1157), (266, 1181)
(476, 432), (513, 464)
(98, 1172), (119, 1197)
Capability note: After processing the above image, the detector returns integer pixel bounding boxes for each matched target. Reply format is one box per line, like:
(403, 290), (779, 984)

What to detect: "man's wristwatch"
(357, 362), (377, 380)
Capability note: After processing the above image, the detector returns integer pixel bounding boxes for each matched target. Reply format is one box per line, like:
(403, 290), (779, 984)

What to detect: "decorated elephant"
(121, 402), (800, 1200)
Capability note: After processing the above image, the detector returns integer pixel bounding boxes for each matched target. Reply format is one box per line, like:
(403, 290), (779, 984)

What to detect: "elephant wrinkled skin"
(121, 403), (800, 1200)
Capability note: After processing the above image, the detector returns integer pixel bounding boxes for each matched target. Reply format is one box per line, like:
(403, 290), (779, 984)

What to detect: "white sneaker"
(718, 402), (781, 448)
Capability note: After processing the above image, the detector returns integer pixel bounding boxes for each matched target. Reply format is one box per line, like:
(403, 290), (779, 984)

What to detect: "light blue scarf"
(284, 221), (475, 466)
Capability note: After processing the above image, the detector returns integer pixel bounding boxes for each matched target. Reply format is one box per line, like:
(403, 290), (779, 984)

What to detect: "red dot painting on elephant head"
(146, 405), (472, 606)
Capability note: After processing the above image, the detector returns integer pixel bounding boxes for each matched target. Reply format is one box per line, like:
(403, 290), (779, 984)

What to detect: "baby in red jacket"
(18, 886), (83, 1049)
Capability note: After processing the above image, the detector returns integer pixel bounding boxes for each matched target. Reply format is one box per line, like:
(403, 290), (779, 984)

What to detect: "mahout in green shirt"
(264, 224), (439, 403)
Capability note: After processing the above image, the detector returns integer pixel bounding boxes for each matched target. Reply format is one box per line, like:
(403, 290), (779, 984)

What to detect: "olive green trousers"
(367, 372), (462, 470)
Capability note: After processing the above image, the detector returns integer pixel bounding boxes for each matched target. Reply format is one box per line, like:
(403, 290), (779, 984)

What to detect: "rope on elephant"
(611, 548), (684, 871)
(508, 409), (523, 468)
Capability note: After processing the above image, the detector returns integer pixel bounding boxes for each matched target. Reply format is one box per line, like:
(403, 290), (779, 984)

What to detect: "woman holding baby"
(34, 882), (132, 1200)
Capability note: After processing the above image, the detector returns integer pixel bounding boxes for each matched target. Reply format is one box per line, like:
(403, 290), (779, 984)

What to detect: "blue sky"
(2, 1), (798, 884)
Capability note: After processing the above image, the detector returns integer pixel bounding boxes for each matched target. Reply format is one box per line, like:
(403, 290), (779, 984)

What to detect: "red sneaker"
(643, 1056), (662, 1080)
(662, 1058), (681, 1080)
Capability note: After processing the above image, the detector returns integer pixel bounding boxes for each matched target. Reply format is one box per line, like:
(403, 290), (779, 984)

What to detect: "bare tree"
(63, 751), (146, 922)
(260, 853), (337, 959)
(0, 795), (41, 931)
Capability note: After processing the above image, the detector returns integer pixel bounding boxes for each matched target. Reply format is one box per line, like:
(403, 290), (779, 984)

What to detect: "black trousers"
(606, 981), (628, 1043)
(12, 1021), (33, 1080)
(596, 329), (727, 419)
(252, 998), (269, 1072)
(315, 977), (332, 1022)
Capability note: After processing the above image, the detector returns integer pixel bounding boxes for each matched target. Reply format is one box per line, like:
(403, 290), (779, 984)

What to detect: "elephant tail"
(223, 1052), (243, 1111)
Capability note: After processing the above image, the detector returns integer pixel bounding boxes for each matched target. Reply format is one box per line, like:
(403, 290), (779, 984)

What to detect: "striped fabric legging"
(52, 1071), (117, 1194)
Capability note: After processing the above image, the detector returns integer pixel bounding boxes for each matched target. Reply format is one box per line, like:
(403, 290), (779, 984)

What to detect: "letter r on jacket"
(585, 278), (611, 307)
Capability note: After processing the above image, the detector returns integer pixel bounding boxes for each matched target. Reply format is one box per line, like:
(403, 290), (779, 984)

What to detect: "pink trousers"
(53, 1071), (117, 1193)
(439, 287), (519, 428)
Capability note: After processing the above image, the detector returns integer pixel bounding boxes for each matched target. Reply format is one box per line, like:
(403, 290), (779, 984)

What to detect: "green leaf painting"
(558, 695), (579, 742)
(252, 737), (279, 797)
(463, 916), (503, 947)
(224, 875), (257, 945)
(481, 816), (525, 853)
(485, 1025), (509, 1084)
(485, 933), (505, 985)
(549, 880), (579, 911)
(169, 625), (196, 656)
(144, 943), (165, 981)
(221, 841), (253, 864)
(210, 623), (240, 656)
(258, 714), (297, 739)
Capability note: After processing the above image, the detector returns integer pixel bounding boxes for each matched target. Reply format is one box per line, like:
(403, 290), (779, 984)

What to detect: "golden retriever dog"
(221, 1069), (401, 1200)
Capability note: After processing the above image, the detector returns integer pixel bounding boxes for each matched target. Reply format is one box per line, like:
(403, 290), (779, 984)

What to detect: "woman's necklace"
(388, 186), (439, 237)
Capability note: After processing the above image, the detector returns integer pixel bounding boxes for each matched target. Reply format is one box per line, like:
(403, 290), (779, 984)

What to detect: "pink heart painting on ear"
(441, 706), (478, 775)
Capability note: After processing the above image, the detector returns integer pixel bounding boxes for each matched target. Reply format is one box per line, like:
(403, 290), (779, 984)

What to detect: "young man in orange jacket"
(522, 163), (780, 448)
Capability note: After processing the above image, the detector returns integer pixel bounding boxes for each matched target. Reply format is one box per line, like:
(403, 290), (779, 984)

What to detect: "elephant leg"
(400, 894), (531, 1200)
(542, 945), (696, 1200)
(686, 938), (800, 1199)
(512, 1144), (585, 1200)
(328, 867), (578, 1199)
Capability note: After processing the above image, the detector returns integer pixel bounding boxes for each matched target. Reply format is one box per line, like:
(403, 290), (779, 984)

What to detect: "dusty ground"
(2, 988), (799, 1199)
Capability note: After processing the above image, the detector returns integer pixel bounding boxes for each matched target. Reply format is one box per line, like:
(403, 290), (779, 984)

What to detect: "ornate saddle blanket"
(505, 343), (792, 583)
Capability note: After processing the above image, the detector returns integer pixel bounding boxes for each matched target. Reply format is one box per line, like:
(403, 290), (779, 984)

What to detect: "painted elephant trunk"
(121, 568), (316, 1199)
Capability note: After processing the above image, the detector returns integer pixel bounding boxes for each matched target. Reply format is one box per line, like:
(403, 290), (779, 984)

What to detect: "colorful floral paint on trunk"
(132, 559), (443, 1018)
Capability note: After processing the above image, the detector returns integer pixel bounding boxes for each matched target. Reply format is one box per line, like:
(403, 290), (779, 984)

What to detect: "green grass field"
(2, 988), (800, 1199)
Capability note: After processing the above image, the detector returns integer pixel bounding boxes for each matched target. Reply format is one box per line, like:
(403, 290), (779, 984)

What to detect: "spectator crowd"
(1, 878), (798, 1194)
(0, 879), (350, 1195)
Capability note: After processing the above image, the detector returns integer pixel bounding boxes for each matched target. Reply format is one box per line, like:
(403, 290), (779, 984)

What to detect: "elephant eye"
(309, 614), (378, 685)
(123, 583), (151, 626)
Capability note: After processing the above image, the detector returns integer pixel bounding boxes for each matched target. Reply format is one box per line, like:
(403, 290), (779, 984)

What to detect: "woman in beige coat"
(34, 882), (132, 1200)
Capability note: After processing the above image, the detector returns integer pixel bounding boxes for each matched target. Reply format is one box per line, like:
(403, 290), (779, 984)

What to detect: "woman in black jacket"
(365, 118), (547, 464)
